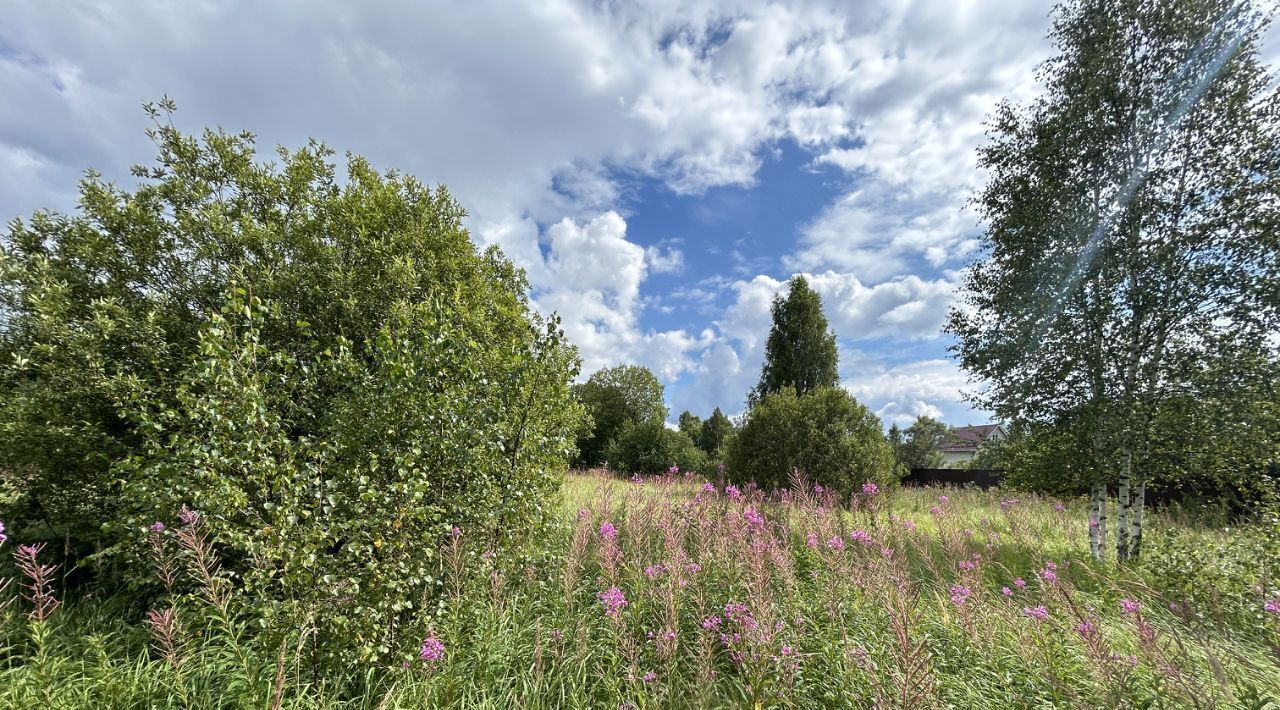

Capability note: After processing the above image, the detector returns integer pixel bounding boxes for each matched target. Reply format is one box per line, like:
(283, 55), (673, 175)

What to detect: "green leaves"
(751, 275), (839, 407)
(0, 109), (585, 663)
(726, 386), (897, 495)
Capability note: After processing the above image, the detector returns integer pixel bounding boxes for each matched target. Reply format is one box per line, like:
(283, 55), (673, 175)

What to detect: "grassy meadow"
(1, 471), (1278, 708)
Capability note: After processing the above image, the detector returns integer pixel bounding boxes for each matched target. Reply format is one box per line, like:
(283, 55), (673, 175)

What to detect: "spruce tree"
(750, 275), (839, 406)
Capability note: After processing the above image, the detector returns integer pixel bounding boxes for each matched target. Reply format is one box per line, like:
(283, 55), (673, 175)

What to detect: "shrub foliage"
(726, 386), (897, 494)
(0, 106), (583, 660)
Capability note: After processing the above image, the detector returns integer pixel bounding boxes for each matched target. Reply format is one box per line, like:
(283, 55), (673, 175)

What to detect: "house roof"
(939, 424), (1003, 453)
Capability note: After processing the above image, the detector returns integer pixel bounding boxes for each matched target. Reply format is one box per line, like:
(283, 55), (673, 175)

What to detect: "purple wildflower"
(701, 482), (716, 494)
(599, 522), (617, 541)
(826, 536), (845, 551)
(725, 485), (742, 501)
(1022, 606), (1049, 620)
(1013, 578), (1026, 589)
(642, 671), (657, 683)
(419, 634), (446, 663)
(849, 530), (874, 546)
(743, 507), (765, 528)
(149, 522), (166, 533)
(861, 481), (879, 496)
(1120, 598), (1141, 615)
(938, 495), (950, 505)
(949, 585), (972, 606)
(599, 586), (628, 618)
(701, 615), (722, 630)
(0, 520), (6, 545)
(1264, 599), (1280, 616)
(1001, 587), (1012, 597)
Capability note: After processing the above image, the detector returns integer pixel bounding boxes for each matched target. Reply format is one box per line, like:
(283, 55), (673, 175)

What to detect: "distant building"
(939, 424), (1006, 467)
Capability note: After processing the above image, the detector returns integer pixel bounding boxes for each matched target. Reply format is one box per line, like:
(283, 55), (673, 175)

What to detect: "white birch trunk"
(1128, 478), (1145, 560)
(1115, 449), (1132, 562)
(1089, 480), (1108, 562)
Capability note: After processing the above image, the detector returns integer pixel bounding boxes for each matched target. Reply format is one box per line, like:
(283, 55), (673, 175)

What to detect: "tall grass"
(1, 471), (1277, 708)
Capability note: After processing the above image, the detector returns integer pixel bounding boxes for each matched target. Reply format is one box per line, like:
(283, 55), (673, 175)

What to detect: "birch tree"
(948, 0), (1280, 561)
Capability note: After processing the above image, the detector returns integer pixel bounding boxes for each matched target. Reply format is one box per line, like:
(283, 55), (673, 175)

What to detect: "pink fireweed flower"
(1074, 620), (1096, 637)
(1263, 599), (1280, 615)
(1120, 598), (1141, 615)
(668, 466), (679, 476)
(813, 484), (824, 494)
(684, 562), (702, 574)
(1013, 578), (1027, 589)
(902, 519), (917, 532)
(178, 506), (200, 525)
(1040, 567), (1057, 583)
(743, 507), (765, 528)
(949, 585), (972, 606)
(149, 522), (166, 533)
(849, 530), (874, 546)
(599, 522), (618, 541)
(0, 520), (6, 545)
(419, 634), (446, 663)
(826, 536), (845, 551)
(632, 473), (644, 484)
(929, 506), (942, 517)
(861, 481), (879, 496)
(642, 671), (657, 683)
(1022, 606), (1049, 620)
(701, 482), (716, 494)
(643, 564), (666, 580)
(725, 485), (742, 501)
(1001, 587), (1012, 596)
(805, 531), (819, 549)
(577, 508), (591, 521)
(701, 615), (723, 630)
(599, 586), (628, 618)
(880, 547), (893, 558)
(1054, 503), (1065, 512)
(998, 498), (1019, 511)
(938, 495), (950, 505)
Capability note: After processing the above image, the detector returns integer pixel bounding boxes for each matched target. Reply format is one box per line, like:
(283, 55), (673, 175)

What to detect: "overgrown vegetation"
(2, 474), (1278, 708)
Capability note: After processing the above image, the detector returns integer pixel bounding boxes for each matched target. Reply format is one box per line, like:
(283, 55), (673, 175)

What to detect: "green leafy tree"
(698, 407), (735, 455)
(894, 416), (952, 470)
(750, 275), (839, 406)
(678, 411), (703, 442)
(948, 0), (1280, 561)
(573, 364), (667, 467)
(0, 105), (584, 661)
(726, 387), (897, 495)
(607, 420), (706, 475)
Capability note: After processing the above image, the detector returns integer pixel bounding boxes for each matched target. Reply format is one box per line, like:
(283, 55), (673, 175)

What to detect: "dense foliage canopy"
(573, 364), (667, 467)
(0, 105), (583, 659)
(726, 386), (897, 495)
(749, 275), (838, 406)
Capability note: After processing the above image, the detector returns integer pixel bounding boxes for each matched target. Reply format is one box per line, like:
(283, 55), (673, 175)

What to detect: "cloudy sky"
(4, 1), (1274, 427)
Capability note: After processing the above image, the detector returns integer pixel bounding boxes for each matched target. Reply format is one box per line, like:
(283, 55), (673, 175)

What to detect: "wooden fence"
(903, 468), (1003, 488)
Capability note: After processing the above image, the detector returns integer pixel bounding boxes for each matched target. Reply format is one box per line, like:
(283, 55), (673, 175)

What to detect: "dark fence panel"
(903, 468), (1003, 488)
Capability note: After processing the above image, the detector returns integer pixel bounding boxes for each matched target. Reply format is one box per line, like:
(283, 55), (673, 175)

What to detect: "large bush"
(572, 364), (667, 467)
(606, 419), (705, 475)
(0, 108), (583, 659)
(726, 386), (897, 495)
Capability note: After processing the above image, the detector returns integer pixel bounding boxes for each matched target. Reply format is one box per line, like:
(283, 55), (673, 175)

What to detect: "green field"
(1, 472), (1277, 708)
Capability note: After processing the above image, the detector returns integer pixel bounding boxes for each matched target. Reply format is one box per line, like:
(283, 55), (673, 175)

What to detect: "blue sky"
(3, 1), (1275, 428)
